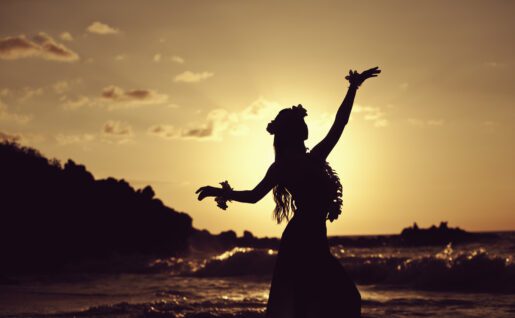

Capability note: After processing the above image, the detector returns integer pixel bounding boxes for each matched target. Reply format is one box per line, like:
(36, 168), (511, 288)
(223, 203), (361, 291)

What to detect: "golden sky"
(1, 0), (513, 236)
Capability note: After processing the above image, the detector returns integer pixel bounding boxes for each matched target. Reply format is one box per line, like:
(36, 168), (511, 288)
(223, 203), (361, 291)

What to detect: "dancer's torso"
(277, 153), (332, 223)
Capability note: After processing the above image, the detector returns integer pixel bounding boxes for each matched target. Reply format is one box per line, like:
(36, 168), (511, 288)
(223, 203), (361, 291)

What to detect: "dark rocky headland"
(0, 141), (498, 274)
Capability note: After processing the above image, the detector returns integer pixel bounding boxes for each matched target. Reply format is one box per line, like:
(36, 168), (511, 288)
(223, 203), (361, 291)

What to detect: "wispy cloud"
(61, 85), (169, 111)
(153, 53), (161, 62)
(427, 119), (444, 126)
(55, 120), (133, 146)
(374, 119), (389, 127)
(0, 99), (31, 124)
(100, 85), (168, 109)
(59, 32), (73, 41)
(170, 55), (184, 64)
(18, 87), (43, 102)
(103, 120), (132, 136)
(407, 118), (445, 127)
(101, 120), (133, 144)
(0, 131), (22, 143)
(147, 124), (179, 139)
(181, 125), (214, 138)
(87, 21), (119, 35)
(148, 97), (280, 141)
(0, 33), (79, 62)
(55, 122), (133, 146)
(61, 96), (92, 110)
(174, 71), (214, 83)
(55, 133), (95, 145)
(148, 121), (217, 141)
(0, 131), (44, 145)
(353, 105), (389, 127)
(53, 81), (69, 94)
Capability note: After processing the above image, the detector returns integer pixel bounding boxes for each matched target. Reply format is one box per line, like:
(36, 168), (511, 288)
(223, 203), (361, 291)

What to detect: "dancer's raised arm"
(311, 67), (381, 160)
(196, 163), (277, 204)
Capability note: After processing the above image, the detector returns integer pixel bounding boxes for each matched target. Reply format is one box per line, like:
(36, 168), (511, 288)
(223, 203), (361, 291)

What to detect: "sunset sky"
(1, 0), (513, 237)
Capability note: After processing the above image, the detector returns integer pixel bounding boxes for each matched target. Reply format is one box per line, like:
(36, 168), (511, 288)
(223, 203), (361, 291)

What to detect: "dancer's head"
(267, 105), (308, 223)
(267, 104), (308, 161)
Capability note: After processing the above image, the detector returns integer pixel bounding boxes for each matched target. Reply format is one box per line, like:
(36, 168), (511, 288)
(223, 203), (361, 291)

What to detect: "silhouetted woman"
(196, 67), (381, 318)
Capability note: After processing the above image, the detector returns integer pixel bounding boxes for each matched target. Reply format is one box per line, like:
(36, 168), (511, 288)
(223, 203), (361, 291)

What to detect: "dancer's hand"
(196, 186), (221, 201)
(345, 67), (381, 88)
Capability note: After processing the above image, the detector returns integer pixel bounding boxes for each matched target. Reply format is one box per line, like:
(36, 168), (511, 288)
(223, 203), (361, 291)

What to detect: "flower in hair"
(266, 120), (277, 135)
(291, 104), (307, 117)
(267, 104), (307, 135)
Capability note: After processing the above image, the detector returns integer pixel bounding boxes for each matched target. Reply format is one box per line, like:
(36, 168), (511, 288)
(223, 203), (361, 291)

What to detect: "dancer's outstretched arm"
(311, 67), (380, 160)
(196, 163), (277, 204)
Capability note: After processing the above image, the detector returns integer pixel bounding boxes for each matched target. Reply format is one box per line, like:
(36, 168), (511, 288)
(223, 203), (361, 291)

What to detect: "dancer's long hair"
(267, 105), (343, 223)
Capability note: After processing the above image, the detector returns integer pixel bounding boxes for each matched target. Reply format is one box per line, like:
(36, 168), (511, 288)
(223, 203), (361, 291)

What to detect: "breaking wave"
(154, 244), (515, 293)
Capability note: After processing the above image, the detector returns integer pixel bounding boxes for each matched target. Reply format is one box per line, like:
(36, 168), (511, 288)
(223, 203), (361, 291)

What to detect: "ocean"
(1, 232), (514, 318)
